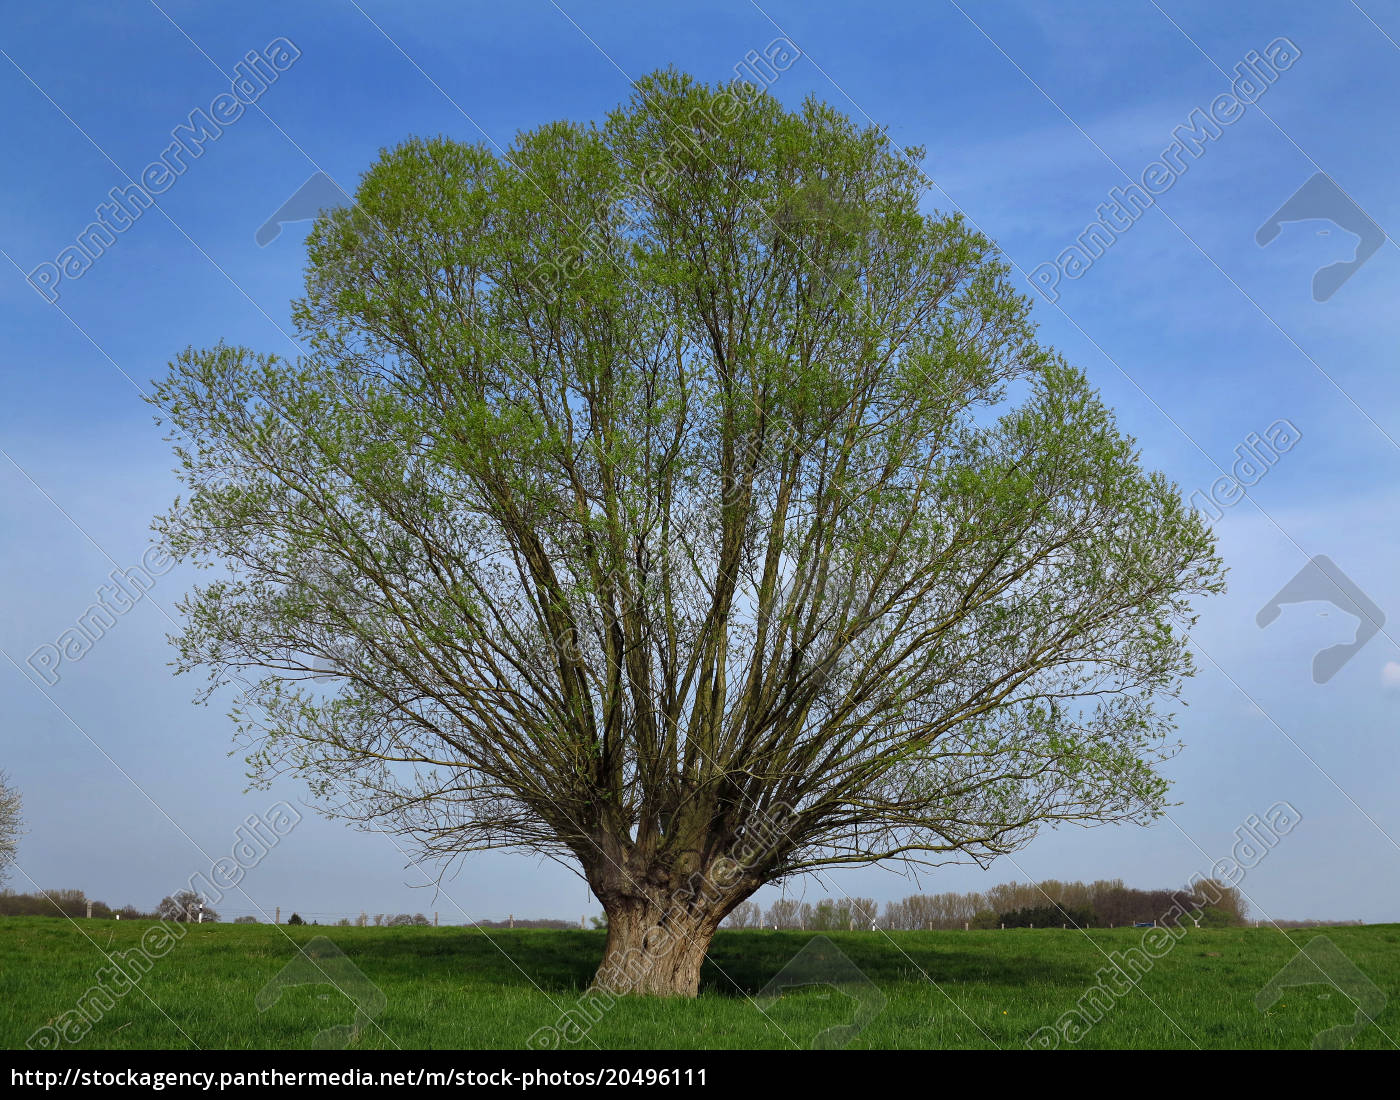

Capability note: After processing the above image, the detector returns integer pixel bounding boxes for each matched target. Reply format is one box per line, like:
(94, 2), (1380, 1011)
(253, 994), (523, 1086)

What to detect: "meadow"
(1, 918), (1397, 1050)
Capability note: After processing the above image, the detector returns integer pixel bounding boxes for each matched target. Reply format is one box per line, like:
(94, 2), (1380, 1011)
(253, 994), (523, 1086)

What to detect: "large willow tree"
(153, 71), (1223, 995)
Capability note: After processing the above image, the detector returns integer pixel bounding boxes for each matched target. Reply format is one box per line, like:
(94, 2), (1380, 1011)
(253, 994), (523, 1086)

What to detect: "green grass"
(2, 917), (1397, 1049)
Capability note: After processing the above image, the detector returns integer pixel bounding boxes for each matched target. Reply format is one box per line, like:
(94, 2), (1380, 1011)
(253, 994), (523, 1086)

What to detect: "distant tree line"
(0, 889), (150, 920)
(0, 771), (22, 888)
(725, 896), (880, 930)
(724, 878), (1251, 930)
(4, 877), (1269, 930)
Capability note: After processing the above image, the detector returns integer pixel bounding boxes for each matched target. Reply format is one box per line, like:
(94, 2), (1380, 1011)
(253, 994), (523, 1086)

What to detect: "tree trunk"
(591, 896), (720, 997)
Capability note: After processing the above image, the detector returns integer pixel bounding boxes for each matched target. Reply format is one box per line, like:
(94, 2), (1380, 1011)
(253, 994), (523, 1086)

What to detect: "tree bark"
(591, 895), (722, 997)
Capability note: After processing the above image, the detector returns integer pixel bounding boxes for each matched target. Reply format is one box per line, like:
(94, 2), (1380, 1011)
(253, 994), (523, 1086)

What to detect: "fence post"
(581, 915), (586, 929)
(276, 906), (281, 925)
(1000, 923), (1005, 930)
(86, 900), (92, 919)
(963, 921), (968, 931)
(434, 912), (439, 927)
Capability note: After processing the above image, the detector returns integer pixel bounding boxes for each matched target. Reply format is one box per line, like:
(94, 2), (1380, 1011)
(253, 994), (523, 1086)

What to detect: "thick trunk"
(591, 897), (719, 997)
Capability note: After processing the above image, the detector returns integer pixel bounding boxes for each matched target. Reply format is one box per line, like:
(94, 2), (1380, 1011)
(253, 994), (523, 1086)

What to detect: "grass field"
(2, 917), (1397, 1050)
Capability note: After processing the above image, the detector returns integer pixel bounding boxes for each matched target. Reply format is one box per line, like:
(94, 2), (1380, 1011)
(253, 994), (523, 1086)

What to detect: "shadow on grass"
(329, 929), (606, 992)
(702, 931), (1087, 996)
(321, 928), (1089, 998)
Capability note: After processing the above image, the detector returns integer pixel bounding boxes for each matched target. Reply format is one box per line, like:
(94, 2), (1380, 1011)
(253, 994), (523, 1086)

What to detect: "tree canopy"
(152, 69), (1224, 994)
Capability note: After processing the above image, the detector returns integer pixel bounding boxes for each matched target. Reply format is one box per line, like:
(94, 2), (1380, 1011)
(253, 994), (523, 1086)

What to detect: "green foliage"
(1000, 904), (1093, 929)
(151, 69), (1224, 935)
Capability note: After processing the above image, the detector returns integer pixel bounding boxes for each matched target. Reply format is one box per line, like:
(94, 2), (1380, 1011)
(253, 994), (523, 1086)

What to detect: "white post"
(963, 921), (968, 931)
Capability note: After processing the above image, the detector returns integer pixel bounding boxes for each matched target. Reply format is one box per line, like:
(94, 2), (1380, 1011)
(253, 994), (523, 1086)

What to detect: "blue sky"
(2, 0), (1398, 929)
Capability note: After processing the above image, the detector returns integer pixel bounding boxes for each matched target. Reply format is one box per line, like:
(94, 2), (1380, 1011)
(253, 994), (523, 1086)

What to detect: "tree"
(286, 912), (306, 925)
(150, 70), (1223, 996)
(848, 897), (878, 930)
(234, 915), (260, 924)
(764, 898), (801, 930)
(999, 903), (1092, 929)
(156, 890), (219, 923)
(0, 771), (22, 888)
(722, 900), (761, 929)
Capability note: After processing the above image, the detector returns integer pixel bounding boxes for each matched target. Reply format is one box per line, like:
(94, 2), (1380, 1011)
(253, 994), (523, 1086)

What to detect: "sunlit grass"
(1, 919), (1396, 1049)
